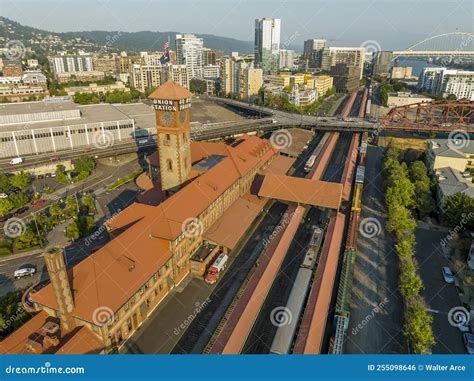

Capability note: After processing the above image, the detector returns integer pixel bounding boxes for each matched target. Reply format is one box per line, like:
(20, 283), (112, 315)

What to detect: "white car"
(0, 193), (7, 198)
(14, 267), (36, 279)
(442, 266), (455, 283)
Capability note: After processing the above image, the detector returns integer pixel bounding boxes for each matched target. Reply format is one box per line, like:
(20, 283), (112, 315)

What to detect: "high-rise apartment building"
(303, 39), (327, 54)
(175, 34), (204, 79)
(130, 64), (189, 92)
(48, 55), (94, 74)
(254, 17), (281, 73)
(330, 63), (361, 93)
(418, 67), (474, 100)
(372, 51), (393, 76)
(321, 47), (365, 78)
(219, 55), (262, 101)
(279, 50), (295, 69)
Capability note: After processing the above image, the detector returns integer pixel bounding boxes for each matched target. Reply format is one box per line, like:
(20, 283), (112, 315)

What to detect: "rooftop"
(430, 139), (474, 158)
(436, 166), (474, 199)
(148, 80), (193, 100)
(30, 135), (278, 323)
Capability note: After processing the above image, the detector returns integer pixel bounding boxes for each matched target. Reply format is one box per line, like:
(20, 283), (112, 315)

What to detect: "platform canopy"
(258, 173), (342, 210)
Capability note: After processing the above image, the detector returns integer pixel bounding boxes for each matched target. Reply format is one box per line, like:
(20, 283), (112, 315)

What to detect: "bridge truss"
(381, 100), (474, 132)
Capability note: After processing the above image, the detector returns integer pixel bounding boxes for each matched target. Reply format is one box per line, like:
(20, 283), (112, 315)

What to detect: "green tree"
(15, 226), (41, 251)
(66, 222), (80, 240)
(0, 291), (32, 339)
(49, 202), (64, 224)
(0, 173), (10, 192)
(72, 156), (95, 175)
(81, 193), (96, 215)
(9, 172), (30, 190)
(8, 193), (29, 209)
(442, 193), (474, 229)
(78, 215), (95, 237)
(64, 195), (79, 219)
(404, 297), (436, 354)
(0, 198), (14, 216)
(55, 164), (69, 185)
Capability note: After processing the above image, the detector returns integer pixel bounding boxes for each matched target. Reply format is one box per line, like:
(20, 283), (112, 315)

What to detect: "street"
(0, 158), (143, 297)
(345, 145), (406, 354)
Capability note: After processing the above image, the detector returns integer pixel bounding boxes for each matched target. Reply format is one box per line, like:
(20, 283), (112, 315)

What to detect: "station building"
(0, 81), (295, 354)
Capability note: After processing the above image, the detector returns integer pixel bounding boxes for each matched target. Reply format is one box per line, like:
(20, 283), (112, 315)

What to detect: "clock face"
(161, 112), (173, 126)
(179, 110), (186, 124)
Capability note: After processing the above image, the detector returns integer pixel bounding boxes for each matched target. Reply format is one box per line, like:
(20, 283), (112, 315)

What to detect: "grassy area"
(386, 137), (427, 152)
(0, 240), (13, 256)
(108, 169), (144, 190)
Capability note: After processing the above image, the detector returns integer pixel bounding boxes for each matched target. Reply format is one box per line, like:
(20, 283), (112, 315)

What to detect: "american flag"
(160, 40), (170, 64)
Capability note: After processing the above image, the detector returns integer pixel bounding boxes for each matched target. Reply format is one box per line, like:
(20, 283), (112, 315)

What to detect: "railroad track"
(321, 132), (353, 183)
(171, 202), (288, 354)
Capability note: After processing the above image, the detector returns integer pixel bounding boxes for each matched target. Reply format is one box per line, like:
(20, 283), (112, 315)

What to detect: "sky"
(0, 0), (472, 50)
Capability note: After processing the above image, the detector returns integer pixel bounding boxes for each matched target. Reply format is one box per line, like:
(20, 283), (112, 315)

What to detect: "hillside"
(0, 17), (253, 55)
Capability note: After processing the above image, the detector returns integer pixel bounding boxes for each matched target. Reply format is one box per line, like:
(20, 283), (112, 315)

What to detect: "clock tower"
(148, 81), (193, 192)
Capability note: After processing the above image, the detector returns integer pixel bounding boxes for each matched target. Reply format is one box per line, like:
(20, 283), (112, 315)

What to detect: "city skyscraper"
(254, 17), (281, 73)
(175, 33), (204, 79)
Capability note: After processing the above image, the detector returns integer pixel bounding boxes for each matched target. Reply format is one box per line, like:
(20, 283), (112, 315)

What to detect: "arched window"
(167, 159), (173, 171)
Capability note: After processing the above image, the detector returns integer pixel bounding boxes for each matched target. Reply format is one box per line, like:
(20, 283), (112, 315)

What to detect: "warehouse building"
(0, 98), (157, 158)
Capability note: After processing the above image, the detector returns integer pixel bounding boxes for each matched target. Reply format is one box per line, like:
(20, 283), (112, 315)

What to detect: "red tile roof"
(148, 80), (193, 100)
(31, 135), (278, 324)
(258, 174), (342, 209)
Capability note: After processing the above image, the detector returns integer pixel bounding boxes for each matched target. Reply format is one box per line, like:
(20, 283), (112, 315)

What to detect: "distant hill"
(0, 17), (254, 55)
(61, 30), (253, 54)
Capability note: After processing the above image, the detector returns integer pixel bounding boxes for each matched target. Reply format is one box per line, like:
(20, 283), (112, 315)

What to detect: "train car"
(304, 133), (330, 173)
(355, 166), (365, 184)
(269, 268), (313, 355)
(304, 154), (317, 173)
(269, 227), (324, 354)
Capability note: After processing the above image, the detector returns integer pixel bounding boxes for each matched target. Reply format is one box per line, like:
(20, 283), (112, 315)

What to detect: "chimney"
(43, 248), (76, 333)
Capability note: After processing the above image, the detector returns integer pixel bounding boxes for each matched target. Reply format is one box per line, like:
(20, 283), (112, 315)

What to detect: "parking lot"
(414, 226), (467, 354)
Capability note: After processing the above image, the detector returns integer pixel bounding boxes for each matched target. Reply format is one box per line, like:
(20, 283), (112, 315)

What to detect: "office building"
(306, 75), (334, 97)
(321, 47), (365, 78)
(92, 56), (117, 74)
(279, 50), (296, 69)
(288, 87), (317, 106)
(330, 63), (361, 93)
(391, 66), (413, 79)
(386, 92), (432, 108)
(372, 51), (393, 76)
(303, 39), (327, 54)
(175, 34), (204, 79)
(64, 82), (129, 97)
(130, 64), (189, 92)
(254, 17), (281, 73)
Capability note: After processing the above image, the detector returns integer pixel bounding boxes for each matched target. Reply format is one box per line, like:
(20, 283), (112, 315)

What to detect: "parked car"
(49, 156), (60, 162)
(6, 188), (20, 196)
(442, 266), (455, 283)
(9, 157), (23, 165)
(31, 199), (45, 208)
(0, 193), (7, 198)
(14, 267), (36, 279)
(0, 213), (13, 222)
(13, 206), (29, 215)
(463, 333), (474, 354)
